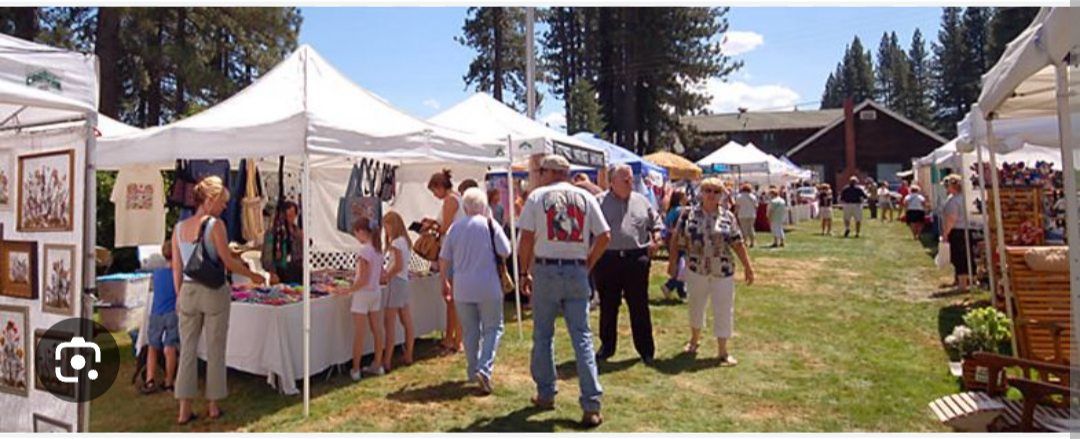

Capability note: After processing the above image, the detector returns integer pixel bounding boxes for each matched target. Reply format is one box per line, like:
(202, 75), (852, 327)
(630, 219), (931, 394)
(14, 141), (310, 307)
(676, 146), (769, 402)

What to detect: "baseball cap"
(540, 154), (571, 171)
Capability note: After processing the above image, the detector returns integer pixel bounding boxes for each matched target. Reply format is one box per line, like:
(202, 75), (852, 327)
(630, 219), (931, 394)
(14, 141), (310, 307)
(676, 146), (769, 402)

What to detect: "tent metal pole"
(985, 119), (1017, 357)
(957, 151), (974, 289)
(1052, 62), (1079, 372)
(302, 153), (311, 418)
(507, 136), (523, 339)
(974, 143), (997, 305)
(80, 114), (96, 433)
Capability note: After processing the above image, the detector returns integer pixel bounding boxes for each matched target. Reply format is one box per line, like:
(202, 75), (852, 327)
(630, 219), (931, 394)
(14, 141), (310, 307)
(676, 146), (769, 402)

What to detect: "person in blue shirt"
(661, 190), (688, 300)
(142, 242), (179, 394)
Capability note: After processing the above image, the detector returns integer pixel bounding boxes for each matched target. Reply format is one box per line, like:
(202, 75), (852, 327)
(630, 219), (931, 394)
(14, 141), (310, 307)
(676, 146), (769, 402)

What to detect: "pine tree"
(821, 67), (842, 109)
(958, 7), (991, 115)
(566, 79), (604, 135)
(820, 36), (875, 108)
(542, 7), (593, 133)
(456, 7), (532, 110)
(905, 29), (933, 128)
(987, 7), (1039, 66)
(875, 32), (910, 110)
(931, 7), (968, 137)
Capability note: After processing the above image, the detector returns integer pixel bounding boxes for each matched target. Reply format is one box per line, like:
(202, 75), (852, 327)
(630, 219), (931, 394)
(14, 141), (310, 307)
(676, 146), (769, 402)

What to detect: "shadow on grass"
(651, 351), (721, 375)
(447, 406), (586, 432)
(649, 297), (685, 307)
(555, 357), (637, 380)
(386, 379), (479, 403)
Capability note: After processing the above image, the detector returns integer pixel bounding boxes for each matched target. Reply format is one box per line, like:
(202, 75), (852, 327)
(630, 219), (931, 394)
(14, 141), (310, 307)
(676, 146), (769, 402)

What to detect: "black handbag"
(184, 218), (227, 288)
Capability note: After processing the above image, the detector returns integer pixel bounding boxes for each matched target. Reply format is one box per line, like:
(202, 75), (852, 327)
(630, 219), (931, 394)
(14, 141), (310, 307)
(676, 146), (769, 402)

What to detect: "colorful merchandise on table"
(230, 284), (325, 306)
(970, 160), (1061, 189)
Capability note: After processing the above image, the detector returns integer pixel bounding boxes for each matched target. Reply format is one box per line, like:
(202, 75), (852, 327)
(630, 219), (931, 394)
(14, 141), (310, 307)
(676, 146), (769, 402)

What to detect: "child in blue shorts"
(143, 242), (179, 394)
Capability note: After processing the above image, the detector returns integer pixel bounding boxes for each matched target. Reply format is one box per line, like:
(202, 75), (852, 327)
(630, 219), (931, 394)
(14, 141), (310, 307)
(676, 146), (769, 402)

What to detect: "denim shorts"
(147, 312), (180, 350)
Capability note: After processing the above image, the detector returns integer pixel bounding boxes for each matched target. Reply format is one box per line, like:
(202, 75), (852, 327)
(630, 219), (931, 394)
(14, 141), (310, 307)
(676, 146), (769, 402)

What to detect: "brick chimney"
(837, 97), (859, 187)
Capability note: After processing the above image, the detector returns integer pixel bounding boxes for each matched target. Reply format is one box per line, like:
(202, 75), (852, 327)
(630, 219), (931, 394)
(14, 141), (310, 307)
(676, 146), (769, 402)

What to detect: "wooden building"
(683, 99), (946, 188)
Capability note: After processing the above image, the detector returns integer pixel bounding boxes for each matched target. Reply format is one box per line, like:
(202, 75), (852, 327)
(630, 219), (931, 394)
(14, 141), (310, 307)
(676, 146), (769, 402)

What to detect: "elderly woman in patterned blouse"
(668, 177), (755, 366)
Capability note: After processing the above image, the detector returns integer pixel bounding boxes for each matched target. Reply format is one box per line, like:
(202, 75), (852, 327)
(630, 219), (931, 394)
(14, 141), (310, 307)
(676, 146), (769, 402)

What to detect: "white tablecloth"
(788, 203), (813, 223)
(196, 275), (445, 395)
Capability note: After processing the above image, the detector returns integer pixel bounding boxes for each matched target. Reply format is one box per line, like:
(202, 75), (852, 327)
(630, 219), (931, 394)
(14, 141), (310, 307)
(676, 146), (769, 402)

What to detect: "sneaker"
(843, 229), (850, 238)
(530, 395), (555, 410)
(581, 411), (604, 428)
(477, 374), (493, 395)
(660, 283), (672, 300)
(362, 365), (385, 377)
(718, 355), (739, 367)
(350, 369), (362, 381)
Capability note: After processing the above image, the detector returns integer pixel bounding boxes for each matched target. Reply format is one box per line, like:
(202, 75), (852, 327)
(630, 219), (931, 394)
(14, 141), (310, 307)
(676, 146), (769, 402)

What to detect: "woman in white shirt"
(733, 184), (759, 248)
(380, 211), (415, 371)
(876, 182), (894, 222)
(902, 185), (929, 240)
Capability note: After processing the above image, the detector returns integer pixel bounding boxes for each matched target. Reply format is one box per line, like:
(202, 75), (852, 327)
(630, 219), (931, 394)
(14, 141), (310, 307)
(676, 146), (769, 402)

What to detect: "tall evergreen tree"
(931, 7), (968, 137)
(905, 28), (933, 128)
(566, 79), (604, 135)
(958, 7), (991, 114)
(820, 36), (875, 108)
(456, 7), (532, 110)
(875, 31), (910, 110)
(987, 7), (1039, 66)
(542, 7), (592, 133)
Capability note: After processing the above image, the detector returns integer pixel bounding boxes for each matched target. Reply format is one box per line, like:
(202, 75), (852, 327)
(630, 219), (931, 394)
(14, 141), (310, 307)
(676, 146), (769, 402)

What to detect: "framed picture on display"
(32, 414), (72, 433)
(0, 152), (12, 211)
(41, 244), (75, 315)
(34, 329), (76, 398)
(17, 149), (74, 232)
(0, 240), (37, 300)
(0, 304), (29, 397)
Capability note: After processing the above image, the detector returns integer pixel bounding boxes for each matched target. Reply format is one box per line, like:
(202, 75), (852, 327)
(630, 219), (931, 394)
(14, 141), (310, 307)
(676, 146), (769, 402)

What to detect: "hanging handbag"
(183, 218), (227, 288)
(412, 224), (442, 262)
(167, 160), (194, 208)
(241, 159), (266, 243)
(337, 164), (364, 233)
(487, 218), (514, 294)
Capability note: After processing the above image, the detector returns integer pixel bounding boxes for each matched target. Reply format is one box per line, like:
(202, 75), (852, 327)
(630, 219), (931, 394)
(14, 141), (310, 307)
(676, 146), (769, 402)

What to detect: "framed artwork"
(34, 329), (77, 398)
(0, 240), (37, 300)
(33, 414), (72, 433)
(17, 149), (74, 232)
(42, 244), (75, 315)
(0, 152), (11, 211)
(0, 304), (29, 397)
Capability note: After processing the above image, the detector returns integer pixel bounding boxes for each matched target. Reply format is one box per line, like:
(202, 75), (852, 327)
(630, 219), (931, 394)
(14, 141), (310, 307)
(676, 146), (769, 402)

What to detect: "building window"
(804, 164), (825, 182)
(859, 110), (877, 121)
(762, 132), (776, 150)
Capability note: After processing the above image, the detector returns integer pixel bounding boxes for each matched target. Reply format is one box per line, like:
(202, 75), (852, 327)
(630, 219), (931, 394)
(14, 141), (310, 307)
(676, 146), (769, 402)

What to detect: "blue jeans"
(455, 299), (504, 381)
(530, 263), (603, 412)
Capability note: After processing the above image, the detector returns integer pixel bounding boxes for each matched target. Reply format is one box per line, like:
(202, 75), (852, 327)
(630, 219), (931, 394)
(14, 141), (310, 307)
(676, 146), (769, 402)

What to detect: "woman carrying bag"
(171, 176), (266, 425)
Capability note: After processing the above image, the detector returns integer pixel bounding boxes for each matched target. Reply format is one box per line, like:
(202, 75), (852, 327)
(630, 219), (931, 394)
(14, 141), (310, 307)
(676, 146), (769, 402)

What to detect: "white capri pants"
(771, 221), (785, 240)
(737, 217), (755, 242)
(685, 270), (736, 338)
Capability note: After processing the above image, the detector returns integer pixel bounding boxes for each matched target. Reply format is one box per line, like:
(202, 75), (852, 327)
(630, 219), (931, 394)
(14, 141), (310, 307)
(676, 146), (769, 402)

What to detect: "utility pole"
(526, 7), (536, 119)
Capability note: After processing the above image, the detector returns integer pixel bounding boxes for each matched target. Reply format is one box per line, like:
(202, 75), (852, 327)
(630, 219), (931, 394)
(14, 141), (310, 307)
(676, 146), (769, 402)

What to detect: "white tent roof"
(958, 107), (1079, 154)
(977, 7), (1080, 120)
(917, 136), (1062, 170)
(98, 45), (503, 168)
(697, 141), (761, 168)
(429, 92), (606, 167)
(95, 114), (139, 137)
(0, 33), (98, 128)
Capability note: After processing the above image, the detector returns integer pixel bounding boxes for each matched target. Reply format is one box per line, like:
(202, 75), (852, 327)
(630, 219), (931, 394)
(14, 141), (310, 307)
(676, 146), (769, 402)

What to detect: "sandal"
(139, 381), (159, 395)
(718, 355), (738, 367)
(209, 409), (225, 420)
(683, 342), (699, 354)
(177, 413), (199, 426)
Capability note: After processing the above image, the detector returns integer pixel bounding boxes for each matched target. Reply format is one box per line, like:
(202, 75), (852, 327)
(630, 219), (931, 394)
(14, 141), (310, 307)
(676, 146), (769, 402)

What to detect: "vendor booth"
(572, 132), (667, 207)
(696, 141), (800, 185)
(97, 46), (506, 411)
(642, 151), (701, 181)
(955, 7), (1078, 371)
(0, 33), (98, 433)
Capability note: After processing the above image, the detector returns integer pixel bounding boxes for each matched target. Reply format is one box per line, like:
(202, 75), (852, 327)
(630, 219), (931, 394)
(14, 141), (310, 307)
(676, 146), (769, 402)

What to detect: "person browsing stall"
(427, 169), (465, 354)
(594, 164), (662, 365)
(380, 211), (416, 371)
(518, 154), (611, 428)
(336, 219), (386, 381)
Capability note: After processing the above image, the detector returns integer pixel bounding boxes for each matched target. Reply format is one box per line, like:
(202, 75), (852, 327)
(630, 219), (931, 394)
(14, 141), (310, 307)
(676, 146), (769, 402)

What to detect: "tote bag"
(935, 241), (951, 270)
(337, 164), (364, 233)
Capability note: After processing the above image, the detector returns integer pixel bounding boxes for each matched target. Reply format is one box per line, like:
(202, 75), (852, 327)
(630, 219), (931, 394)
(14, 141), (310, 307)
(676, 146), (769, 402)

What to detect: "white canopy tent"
(429, 92), (606, 167)
(697, 141), (802, 184)
(958, 7), (1079, 369)
(0, 33), (97, 433)
(98, 45), (507, 417)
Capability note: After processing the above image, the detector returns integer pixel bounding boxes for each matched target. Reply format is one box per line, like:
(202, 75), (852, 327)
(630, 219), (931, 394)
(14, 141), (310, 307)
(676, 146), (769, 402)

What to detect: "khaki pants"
(737, 217), (755, 244)
(175, 281), (231, 401)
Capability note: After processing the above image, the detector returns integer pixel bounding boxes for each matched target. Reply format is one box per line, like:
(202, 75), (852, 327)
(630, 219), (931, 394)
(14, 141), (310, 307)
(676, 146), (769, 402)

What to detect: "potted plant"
(944, 307), (1012, 389)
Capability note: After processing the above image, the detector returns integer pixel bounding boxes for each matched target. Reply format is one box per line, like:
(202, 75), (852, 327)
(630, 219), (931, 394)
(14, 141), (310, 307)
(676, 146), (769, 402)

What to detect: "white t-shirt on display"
(905, 193), (926, 211)
(734, 193), (758, 219)
(110, 166), (166, 247)
(356, 244), (384, 294)
(389, 236), (411, 280)
(518, 182), (610, 261)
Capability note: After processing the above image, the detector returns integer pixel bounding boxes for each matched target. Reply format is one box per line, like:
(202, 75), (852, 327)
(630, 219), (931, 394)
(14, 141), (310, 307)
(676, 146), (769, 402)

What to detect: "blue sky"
(298, 7), (943, 130)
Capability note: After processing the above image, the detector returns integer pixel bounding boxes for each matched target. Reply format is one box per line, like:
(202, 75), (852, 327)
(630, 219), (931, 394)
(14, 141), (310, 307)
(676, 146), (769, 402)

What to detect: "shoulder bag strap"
(487, 217), (502, 265)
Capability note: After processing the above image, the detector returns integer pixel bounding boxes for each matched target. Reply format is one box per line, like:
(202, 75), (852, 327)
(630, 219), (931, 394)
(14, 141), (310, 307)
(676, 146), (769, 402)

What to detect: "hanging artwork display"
(34, 328), (77, 398)
(0, 151), (12, 211)
(17, 149), (74, 232)
(32, 414), (72, 433)
(0, 304), (29, 397)
(41, 244), (75, 315)
(0, 240), (38, 300)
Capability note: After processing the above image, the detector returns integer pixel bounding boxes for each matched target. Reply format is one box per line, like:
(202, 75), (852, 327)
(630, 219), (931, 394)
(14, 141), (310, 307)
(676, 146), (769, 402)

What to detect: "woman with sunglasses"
(668, 178), (755, 366)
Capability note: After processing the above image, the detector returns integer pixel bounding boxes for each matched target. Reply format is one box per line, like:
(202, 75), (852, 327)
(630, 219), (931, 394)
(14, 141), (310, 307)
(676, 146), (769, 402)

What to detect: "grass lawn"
(91, 215), (975, 432)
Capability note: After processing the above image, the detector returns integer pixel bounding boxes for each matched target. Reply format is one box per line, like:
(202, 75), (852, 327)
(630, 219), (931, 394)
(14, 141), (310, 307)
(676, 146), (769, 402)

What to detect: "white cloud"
(721, 31), (764, 56)
(540, 111), (566, 133)
(422, 98), (441, 110)
(704, 79), (801, 114)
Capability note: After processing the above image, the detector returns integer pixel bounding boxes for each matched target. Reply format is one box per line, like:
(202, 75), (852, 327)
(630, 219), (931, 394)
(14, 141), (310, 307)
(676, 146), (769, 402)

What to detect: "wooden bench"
(1004, 247), (1071, 364)
(929, 352), (1075, 432)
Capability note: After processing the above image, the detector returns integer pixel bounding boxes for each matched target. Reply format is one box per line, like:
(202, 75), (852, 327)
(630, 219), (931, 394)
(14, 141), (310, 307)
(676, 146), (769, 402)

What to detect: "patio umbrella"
(643, 151), (702, 181)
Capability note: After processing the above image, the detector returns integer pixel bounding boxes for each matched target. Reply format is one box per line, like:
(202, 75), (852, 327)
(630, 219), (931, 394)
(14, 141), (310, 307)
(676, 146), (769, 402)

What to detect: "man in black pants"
(594, 164), (662, 365)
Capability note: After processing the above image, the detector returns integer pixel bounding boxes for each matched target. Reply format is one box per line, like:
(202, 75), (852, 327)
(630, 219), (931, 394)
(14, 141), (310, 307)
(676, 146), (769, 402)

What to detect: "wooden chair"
(929, 352), (1075, 432)
(1004, 246), (1071, 364)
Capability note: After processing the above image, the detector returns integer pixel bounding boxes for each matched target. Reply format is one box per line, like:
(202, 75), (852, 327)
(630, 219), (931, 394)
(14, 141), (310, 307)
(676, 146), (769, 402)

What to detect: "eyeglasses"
(701, 188), (721, 194)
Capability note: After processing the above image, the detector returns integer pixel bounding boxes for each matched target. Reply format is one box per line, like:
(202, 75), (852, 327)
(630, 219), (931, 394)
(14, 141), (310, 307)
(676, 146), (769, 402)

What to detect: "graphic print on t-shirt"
(125, 183), (153, 210)
(542, 190), (587, 243)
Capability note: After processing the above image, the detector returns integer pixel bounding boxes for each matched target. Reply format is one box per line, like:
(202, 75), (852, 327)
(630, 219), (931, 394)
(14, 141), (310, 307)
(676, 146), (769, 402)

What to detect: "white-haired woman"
(438, 187), (511, 394)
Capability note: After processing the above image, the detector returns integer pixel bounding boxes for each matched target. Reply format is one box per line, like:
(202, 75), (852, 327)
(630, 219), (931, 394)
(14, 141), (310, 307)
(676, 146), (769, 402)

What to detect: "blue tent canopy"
(572, 132), (669, 178)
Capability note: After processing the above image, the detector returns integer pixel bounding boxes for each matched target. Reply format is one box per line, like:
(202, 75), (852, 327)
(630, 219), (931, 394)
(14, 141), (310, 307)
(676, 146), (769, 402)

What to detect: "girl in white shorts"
(340, 218), (386, 381)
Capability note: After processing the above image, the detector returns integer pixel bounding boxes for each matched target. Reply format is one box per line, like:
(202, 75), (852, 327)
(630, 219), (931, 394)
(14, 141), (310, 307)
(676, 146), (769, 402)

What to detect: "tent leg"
(974, 144), (997, 305)
(1052, 63), (1080, 372)
(986, 121), (1017, 357)
(507, 136), (523, 340)
(957, 152), (974, 289)
(302, 154), (311, 418)
(81, 116), (96, 433)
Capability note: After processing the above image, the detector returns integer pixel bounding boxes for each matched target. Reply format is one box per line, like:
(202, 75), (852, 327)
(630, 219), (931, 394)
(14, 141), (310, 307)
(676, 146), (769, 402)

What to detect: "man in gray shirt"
(594, 164), (663, 364)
